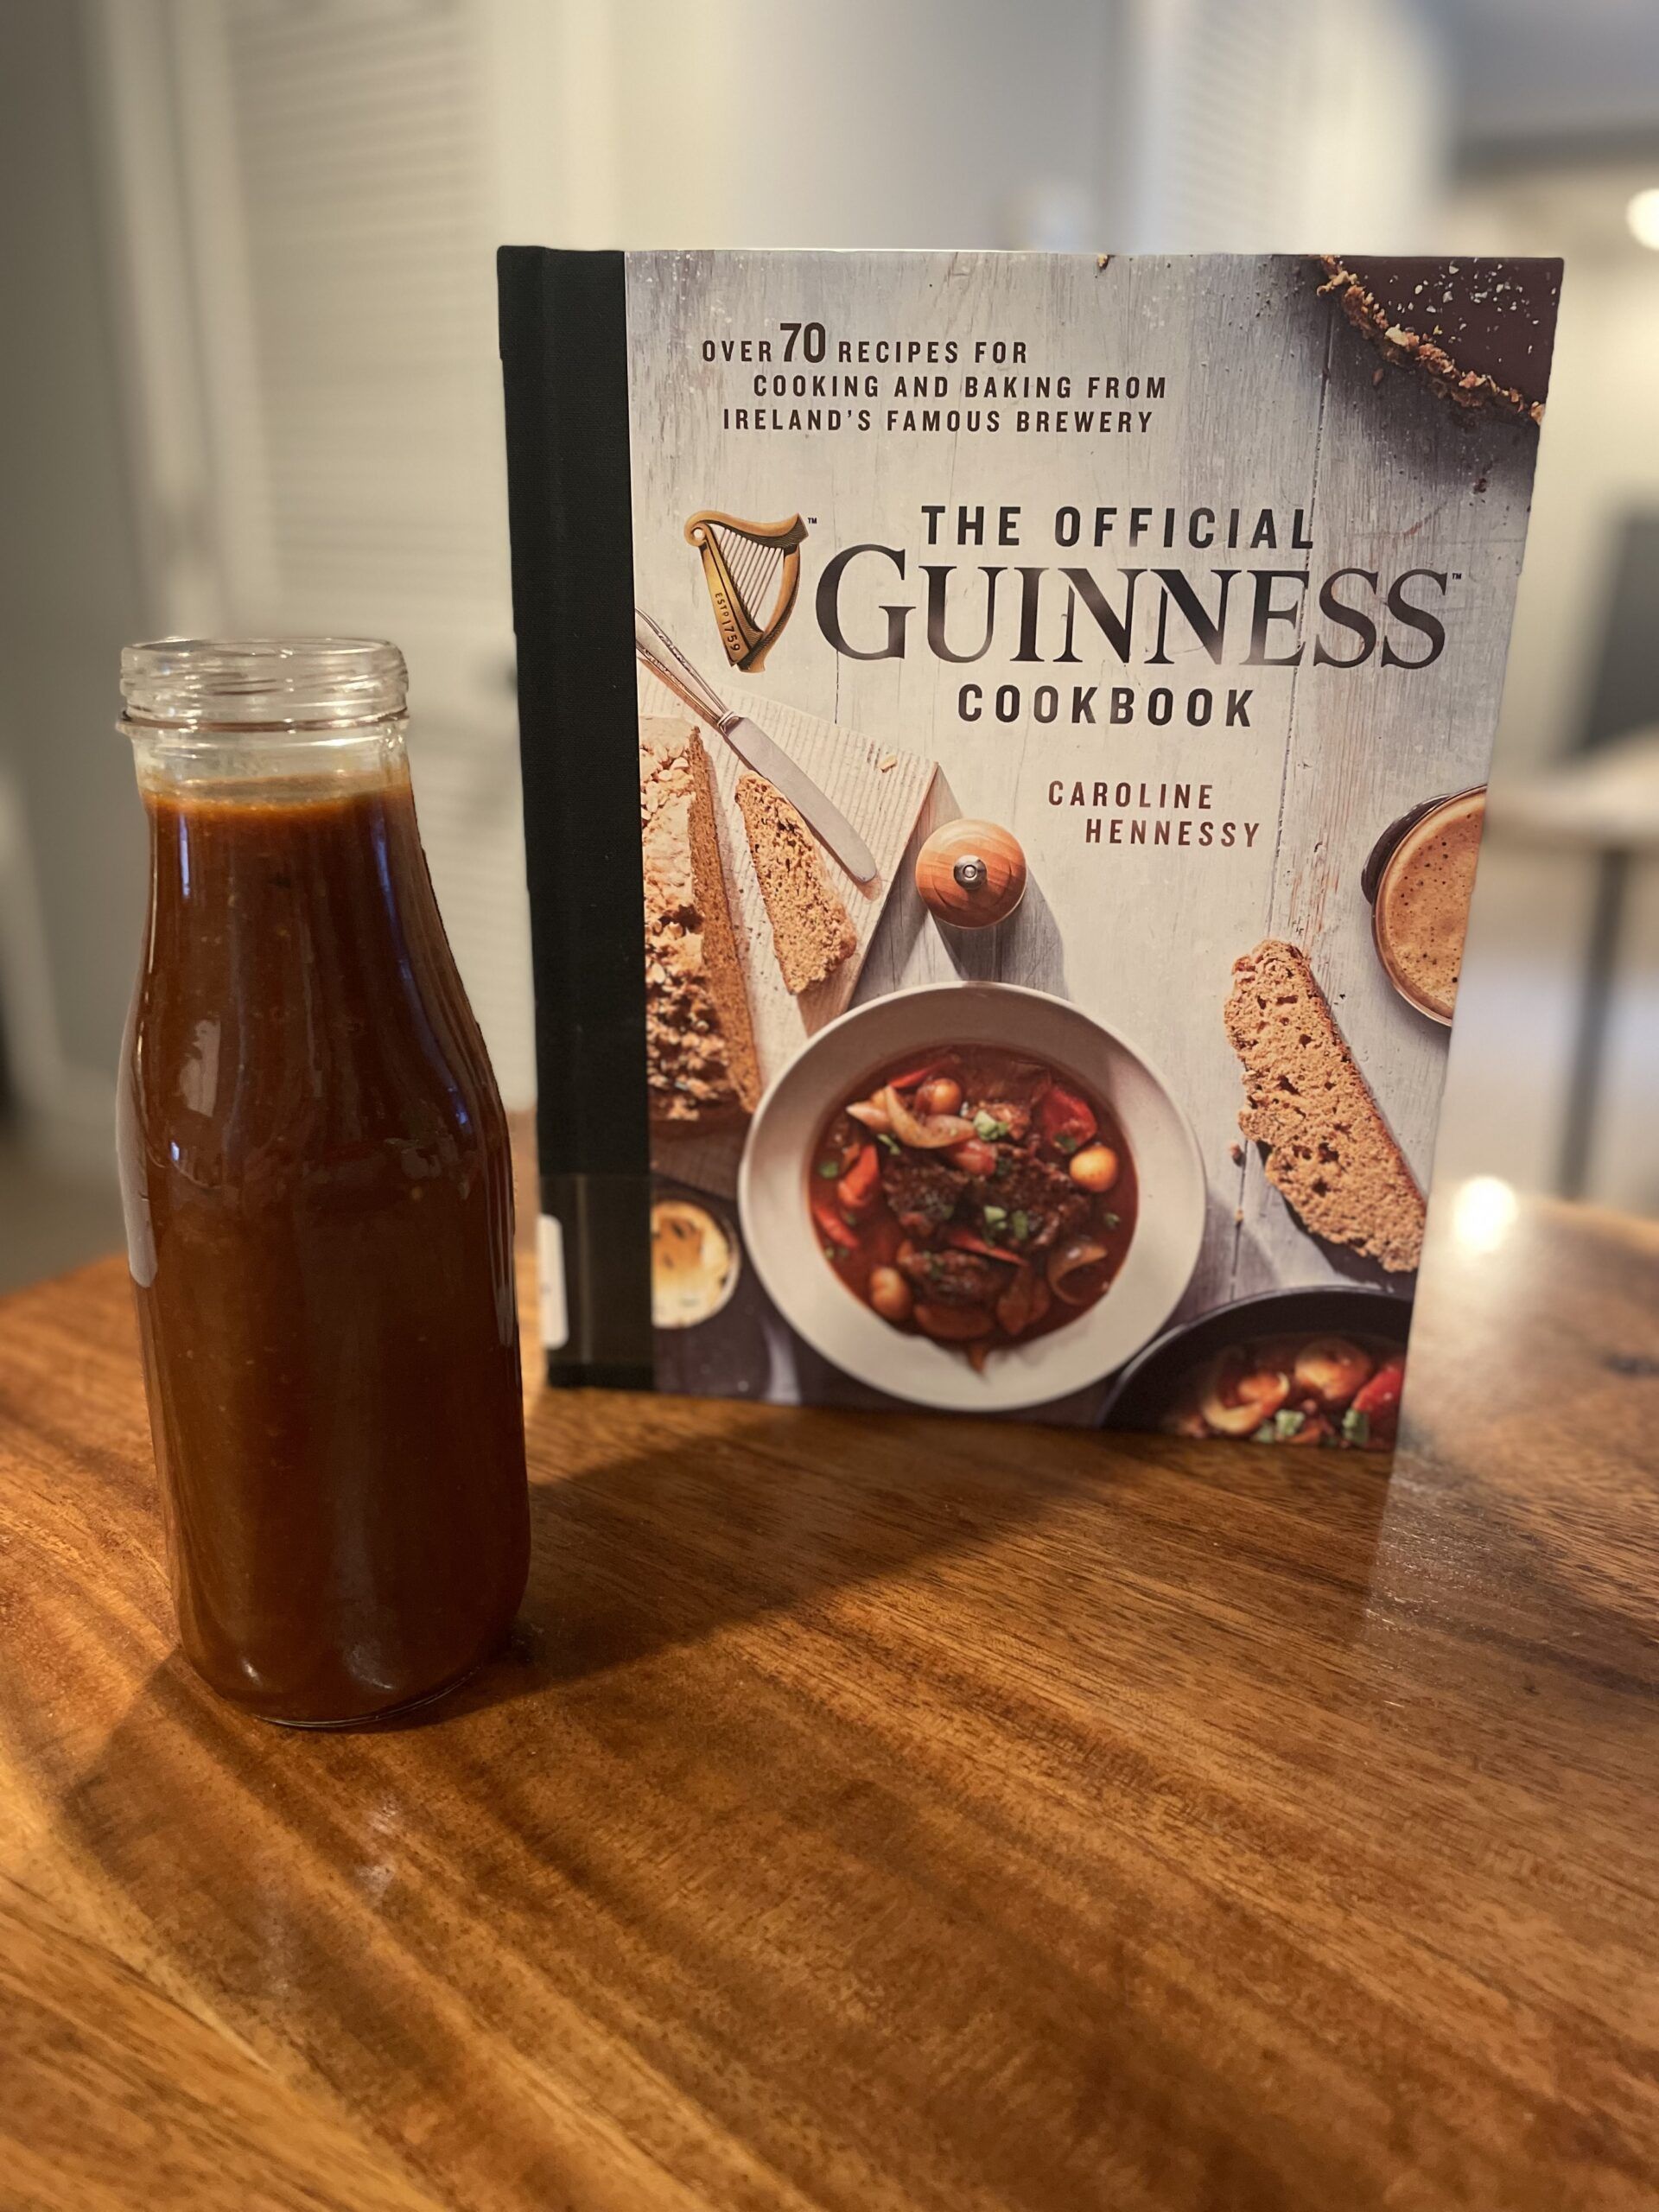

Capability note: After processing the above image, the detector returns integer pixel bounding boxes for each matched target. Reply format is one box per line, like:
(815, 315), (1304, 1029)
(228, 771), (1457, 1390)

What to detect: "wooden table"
(3, 1184), (1656, 2211)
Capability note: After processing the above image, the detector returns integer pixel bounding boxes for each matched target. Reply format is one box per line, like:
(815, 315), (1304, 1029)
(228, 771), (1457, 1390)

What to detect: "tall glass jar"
(117, 639), (530, 1726)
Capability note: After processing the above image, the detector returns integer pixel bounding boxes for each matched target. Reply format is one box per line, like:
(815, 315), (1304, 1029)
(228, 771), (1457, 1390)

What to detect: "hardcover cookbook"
(499, 248), (1560, 1447)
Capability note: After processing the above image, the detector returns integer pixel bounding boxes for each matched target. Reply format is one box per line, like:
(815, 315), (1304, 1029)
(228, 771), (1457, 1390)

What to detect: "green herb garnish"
(1273, 1409), (1306, 1440)
(1340, 1408), (1370, 1447)
(1055, 1132), (1081, 1155)
(973, 1109), (1010, 1141)
(877, 1131), (901, 1155)
(982, 1204), (1008, 1233)
(1010, 1210), (1031, 1244)
(817, 1159), (842, 1179)
(1101, 1212), (1121, 1230)
(1251, 1421), (1276, 1443)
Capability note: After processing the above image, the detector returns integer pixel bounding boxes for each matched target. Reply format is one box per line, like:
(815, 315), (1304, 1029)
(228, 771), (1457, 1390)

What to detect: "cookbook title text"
(811, 504), (1454, 732)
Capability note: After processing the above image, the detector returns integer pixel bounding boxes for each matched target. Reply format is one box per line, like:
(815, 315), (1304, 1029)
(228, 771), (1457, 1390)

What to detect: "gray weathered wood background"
(625, 251), (1542, 1351)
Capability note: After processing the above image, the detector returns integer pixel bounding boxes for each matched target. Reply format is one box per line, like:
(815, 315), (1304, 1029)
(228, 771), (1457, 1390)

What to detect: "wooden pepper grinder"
(914, 818), (1027, 928)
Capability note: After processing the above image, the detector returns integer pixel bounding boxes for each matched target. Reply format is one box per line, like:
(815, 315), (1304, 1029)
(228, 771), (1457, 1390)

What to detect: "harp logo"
(685, 510), (809, 673)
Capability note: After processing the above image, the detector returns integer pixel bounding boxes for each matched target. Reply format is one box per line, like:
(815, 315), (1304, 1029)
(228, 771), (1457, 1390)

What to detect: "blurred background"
(3, 0), (1658, 1292)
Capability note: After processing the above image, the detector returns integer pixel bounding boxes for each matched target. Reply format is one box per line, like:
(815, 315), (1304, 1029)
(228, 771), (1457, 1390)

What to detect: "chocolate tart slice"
(1318, 255), (1561, 425)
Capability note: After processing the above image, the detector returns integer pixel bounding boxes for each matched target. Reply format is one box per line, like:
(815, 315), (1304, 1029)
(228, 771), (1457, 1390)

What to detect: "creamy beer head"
(1374, 787), (1487, 1023)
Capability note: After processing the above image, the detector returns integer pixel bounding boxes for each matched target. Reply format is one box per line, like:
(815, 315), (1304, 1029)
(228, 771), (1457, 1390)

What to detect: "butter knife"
(634, 608), (878, 885)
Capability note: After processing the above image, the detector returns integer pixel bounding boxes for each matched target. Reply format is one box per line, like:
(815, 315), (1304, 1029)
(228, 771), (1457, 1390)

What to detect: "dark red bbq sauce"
(118, 771), (529, 1724)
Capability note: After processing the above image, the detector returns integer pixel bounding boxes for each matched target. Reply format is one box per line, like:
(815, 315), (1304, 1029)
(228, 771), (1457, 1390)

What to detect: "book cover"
(499, 248), (1559, 1449)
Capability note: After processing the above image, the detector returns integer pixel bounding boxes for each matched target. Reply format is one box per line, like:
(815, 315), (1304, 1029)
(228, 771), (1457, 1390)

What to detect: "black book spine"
(497, 246), (652, 1389)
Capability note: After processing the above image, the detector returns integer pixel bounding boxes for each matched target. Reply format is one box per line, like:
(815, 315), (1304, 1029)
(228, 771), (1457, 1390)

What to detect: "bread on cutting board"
(736, 772), (856, 995)
(1224, 938), (1425, 1273)
(640, 719), (760, 1127)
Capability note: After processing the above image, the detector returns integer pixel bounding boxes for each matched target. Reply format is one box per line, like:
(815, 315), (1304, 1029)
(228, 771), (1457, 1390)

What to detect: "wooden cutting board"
(639, 669), (936, 1198)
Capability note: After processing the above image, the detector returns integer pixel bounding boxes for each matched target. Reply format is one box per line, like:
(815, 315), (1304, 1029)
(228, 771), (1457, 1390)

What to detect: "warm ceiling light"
(1626, 188), (1659, 249)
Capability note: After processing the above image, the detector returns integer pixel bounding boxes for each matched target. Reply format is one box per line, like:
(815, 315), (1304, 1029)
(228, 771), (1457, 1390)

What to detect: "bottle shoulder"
(126, 772), (508, 1177)
(124, 959), (506, 1174)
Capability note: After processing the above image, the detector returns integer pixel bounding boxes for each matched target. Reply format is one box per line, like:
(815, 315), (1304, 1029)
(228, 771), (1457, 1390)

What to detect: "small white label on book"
(537, 1213), (569, 1351)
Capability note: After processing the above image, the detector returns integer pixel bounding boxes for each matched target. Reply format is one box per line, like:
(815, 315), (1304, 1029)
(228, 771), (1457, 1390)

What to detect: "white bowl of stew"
(737, 982), (1205, 1414)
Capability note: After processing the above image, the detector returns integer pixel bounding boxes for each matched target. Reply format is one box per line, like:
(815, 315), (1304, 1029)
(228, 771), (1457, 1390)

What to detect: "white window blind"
(169, 0), (537, 1101)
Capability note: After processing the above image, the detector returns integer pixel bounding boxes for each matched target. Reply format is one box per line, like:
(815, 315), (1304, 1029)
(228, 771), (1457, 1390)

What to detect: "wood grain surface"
(2, 1177), (1657, 2209)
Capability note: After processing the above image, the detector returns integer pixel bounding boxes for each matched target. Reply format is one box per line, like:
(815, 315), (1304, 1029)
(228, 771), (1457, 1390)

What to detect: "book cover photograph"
(499, 248), (1560, 1446)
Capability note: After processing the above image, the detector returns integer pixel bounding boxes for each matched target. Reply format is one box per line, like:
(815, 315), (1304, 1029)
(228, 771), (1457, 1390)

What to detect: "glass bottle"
(117, 639), (530, 1725)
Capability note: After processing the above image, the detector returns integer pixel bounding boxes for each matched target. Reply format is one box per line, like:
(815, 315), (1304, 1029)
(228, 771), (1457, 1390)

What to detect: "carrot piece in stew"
(944, 1227), (1023, 1262)
(837, 1143), (882, 1220)
(885, 1061), (944, 1091)
(811, 1192), (861, 1252)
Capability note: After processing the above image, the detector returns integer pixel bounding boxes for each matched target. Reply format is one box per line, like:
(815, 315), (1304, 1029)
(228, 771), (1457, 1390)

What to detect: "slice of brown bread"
(1224, 938), (1425, 1272)
(640, 720), (760, 1126)
(736, 773), (857, 995)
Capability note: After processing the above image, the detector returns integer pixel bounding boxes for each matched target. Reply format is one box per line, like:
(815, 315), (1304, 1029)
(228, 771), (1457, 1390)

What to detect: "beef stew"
(1165, 1333), (1405, 1450)
(810, 1048), (1137, 1370)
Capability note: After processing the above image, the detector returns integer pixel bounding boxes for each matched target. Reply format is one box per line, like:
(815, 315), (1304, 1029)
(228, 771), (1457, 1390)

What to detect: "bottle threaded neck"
(120, 638), (407, 734)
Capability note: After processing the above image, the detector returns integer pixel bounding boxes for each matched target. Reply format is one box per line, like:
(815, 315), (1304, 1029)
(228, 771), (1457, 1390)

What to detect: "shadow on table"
(35, 1389), (1411, 1770)
(15, 1387), (1415, 1958)
(427, 1394), (1103, 1721)
(4, 1403), (1398, 2212)
(0, 1399), (1441, 2212)
(10, 1403), (1119, 2014)
(18, 1408), (1403, 1941)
